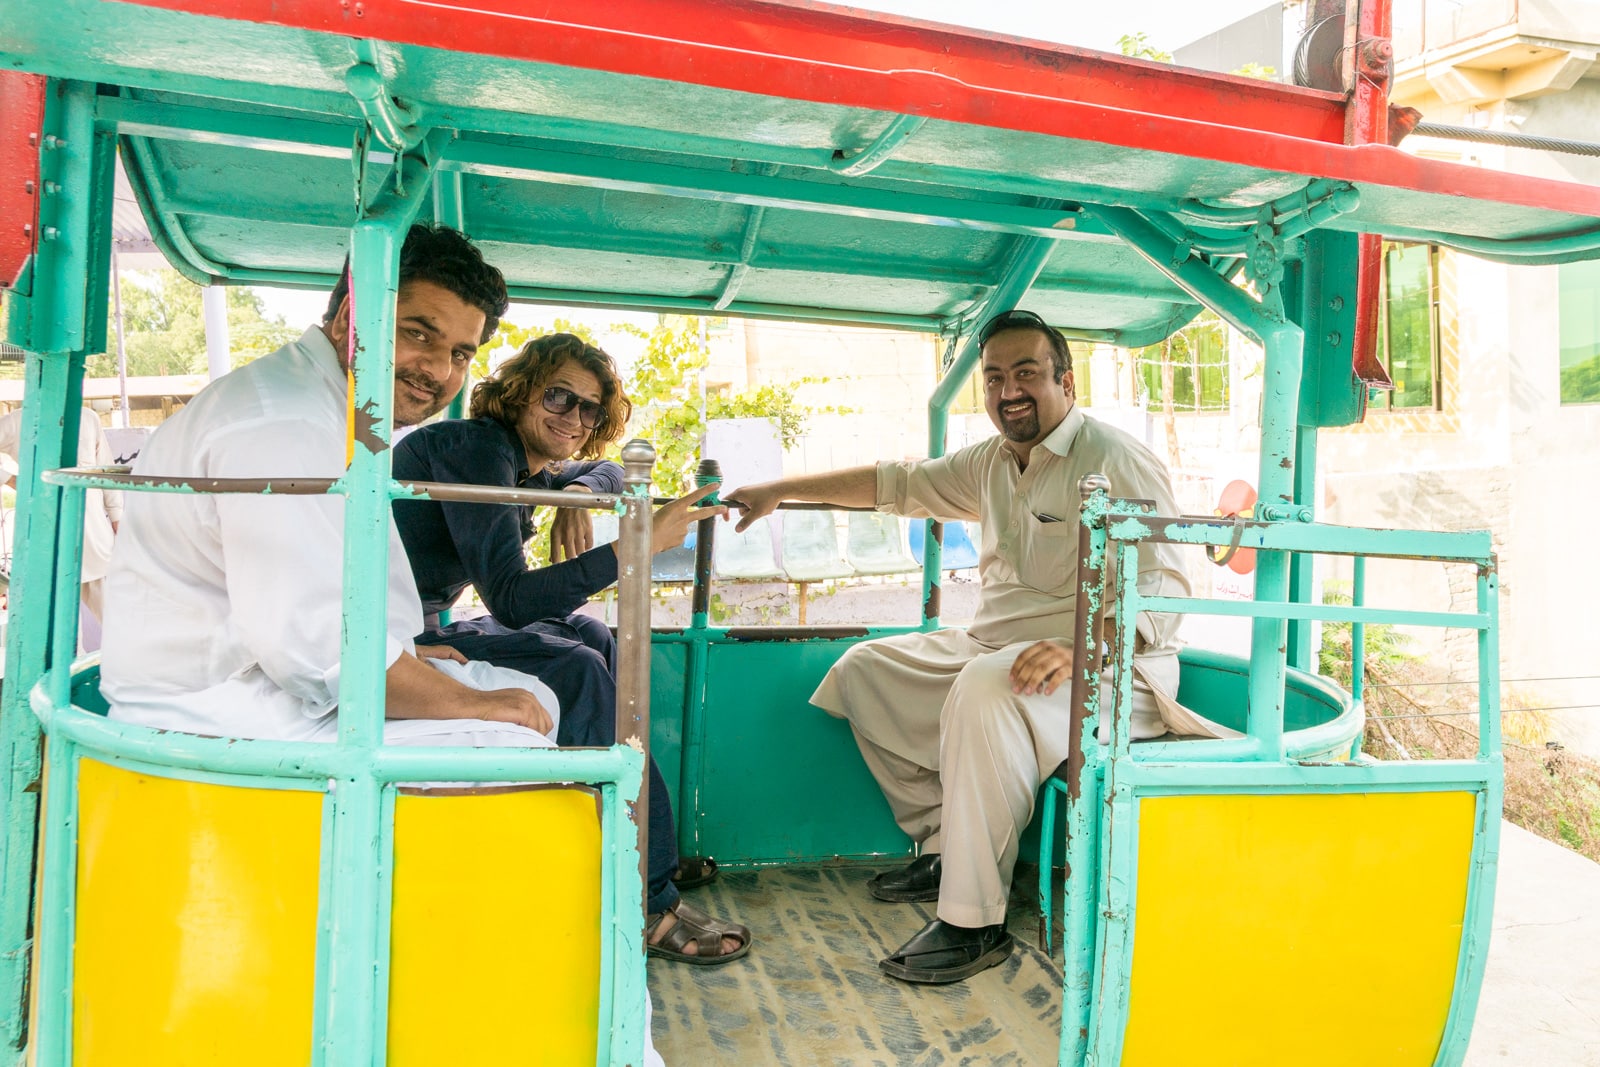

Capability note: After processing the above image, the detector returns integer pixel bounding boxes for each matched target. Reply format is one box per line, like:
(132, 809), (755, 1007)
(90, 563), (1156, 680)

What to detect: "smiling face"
(325, 279), (487, 427)
(516, 357), (603, 467)
(981, 327), (1074, 452)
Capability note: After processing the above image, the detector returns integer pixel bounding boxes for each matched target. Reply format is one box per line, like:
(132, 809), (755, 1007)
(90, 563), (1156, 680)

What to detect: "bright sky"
(842, 0), (1279, 56)
(254, 0), (1279, 335)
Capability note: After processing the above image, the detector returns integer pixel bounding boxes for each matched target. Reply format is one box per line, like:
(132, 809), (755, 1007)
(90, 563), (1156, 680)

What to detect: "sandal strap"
(650, 901), (750, 957)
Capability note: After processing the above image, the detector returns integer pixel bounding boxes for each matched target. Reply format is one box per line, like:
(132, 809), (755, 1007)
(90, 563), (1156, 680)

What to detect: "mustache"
(396, 371), (442, 401)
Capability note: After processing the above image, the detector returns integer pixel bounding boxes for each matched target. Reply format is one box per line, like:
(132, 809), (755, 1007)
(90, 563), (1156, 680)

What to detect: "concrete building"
(1153, 1), (1600, 755)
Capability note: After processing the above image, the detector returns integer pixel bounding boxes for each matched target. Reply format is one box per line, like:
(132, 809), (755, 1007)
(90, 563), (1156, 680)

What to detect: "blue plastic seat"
(906, 518), (979, 570)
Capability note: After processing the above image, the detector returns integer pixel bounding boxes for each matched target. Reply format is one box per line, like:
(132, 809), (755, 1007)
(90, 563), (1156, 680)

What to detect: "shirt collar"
(1035, 404), (1085, 459)
(294, 325), (348, 396)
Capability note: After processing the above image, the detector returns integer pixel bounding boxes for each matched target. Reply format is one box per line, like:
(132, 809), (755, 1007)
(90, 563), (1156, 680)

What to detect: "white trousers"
(812, 629), (1170, 928)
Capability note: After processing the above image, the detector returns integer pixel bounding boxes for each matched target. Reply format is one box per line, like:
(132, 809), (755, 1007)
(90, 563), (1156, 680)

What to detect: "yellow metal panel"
(1122, 790), (1476, 1067)
(73, 759), (323, 1065)
(388, 787), (603, 1067)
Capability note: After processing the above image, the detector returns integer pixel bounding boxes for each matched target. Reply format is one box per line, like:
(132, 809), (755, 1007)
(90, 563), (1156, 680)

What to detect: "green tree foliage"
(1560, 352), (1600, 404)
(1232, 62), (1278, 80)
(1117, 32), (1173, 63)
(485, 313), (835, 568)
(620, 315), (832, 495)
(86, 270), (298, 378)
(1317, 581), (1420, 685)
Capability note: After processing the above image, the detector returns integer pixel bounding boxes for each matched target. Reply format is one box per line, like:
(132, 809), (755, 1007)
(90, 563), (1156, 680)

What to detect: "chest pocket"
(1015, 513), (1078, 596)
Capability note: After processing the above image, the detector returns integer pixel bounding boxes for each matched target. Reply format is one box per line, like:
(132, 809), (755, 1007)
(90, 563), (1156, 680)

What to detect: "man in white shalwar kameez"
(727, 309), (1230, 985)
(102, 224), (555, 745)
(101, 224), (668, 1064)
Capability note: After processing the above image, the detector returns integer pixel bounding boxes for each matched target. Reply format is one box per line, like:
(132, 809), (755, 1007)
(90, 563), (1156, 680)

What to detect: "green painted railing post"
(1286, 424), (1319, 670)
(318, 146), (436, 1066)
(432, 171), (471, 424)
(1245, 324), (1304, 759)
(0, 78), (104, 1063)
(1092, 205), (1311, 759)
(923, 235), (1056, 627)
(29, 484), (87, 1067)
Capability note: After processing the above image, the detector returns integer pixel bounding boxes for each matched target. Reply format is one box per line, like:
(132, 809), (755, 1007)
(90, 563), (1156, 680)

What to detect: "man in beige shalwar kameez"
(727, 310), (1229, 985)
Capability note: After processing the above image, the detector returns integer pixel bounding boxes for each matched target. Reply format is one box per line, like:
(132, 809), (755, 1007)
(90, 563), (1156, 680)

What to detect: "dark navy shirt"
(392, 417), (625, 627)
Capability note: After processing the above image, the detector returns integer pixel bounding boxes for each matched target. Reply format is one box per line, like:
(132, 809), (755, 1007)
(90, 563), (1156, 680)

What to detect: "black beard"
(998, 405), (1039, 442)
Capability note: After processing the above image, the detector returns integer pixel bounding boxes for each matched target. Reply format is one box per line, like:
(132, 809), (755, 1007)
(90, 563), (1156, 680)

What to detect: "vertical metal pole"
(0, 80), (100, 1062)
(1285, 433), (1319, 669)
(1477, 562), (1502, 762)
(1058, 474), (1108, 1067)
(1064, 474), (1109, 805)
(617, 439), (656, 920)
(201, 284), (231, 381)
(431, 172), (472, 422)
(29, 735), (78, 1067)
(111, 251), (131, 428)
(1246, 324), (1305, 760)
(690, 459), (719, 628)
(923, 235), (1057, 627)
(680, 460), (718, 854)
(1351, 555), (1366, 705)
(321, 142), (434, 1062)
(319, 215), (402, 1067)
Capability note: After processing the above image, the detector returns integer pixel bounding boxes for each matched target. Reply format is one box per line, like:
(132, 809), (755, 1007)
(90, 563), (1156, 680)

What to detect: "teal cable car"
(2, 0), (1597, 1062)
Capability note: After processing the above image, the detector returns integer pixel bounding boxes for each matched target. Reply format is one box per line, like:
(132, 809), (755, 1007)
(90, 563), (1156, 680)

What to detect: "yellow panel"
(73, 759), (323, 1066)
(388, 787), (603, 1067)
(1122, 790), (1476, 1067)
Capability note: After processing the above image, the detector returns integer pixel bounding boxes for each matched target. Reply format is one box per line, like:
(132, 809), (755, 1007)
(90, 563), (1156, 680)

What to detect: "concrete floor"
(1465, 822), (1600, 1067)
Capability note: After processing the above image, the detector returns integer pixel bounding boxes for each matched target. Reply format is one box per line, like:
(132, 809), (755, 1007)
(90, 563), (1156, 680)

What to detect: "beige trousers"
(811, 629), (1168, 928)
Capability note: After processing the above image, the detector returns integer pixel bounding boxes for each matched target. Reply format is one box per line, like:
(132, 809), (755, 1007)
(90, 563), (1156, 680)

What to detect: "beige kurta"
(811, 406), (1232, 927)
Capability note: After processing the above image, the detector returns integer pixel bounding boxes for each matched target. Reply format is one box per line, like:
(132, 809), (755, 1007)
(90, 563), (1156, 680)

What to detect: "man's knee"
(567, 614), (615, 659)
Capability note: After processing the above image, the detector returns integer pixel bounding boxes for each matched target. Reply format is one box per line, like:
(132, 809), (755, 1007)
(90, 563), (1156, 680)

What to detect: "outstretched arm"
(723, 466), (877, 532)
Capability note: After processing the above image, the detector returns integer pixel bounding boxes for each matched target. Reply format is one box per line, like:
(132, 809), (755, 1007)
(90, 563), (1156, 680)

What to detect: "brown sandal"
(646, 900), (752, 966)
(672, 856), (719, 891)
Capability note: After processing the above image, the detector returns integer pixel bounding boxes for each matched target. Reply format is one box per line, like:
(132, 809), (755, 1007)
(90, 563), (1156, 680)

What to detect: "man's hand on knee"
(1009, 639), (1074, 696)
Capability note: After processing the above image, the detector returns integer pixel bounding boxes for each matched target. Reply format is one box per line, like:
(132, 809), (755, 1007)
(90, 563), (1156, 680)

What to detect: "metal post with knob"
(691, 458), (720, 628)
(1065, 472), (1110, 797)
(617, 439), (656, 918)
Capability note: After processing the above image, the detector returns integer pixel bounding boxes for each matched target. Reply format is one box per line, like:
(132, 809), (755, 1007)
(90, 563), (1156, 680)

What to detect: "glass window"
(1559, 259), (1600, 405)
(1372, 242), (1440, 411)
(1137, 311), (1229, 413)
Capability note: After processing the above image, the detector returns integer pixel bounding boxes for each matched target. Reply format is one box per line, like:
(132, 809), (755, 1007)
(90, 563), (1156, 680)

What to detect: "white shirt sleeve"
(210, 419), (405, 717)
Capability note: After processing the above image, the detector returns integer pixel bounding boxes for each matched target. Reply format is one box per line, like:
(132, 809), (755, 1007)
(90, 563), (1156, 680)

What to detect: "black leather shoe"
(879, 918), (1013, 984)
(868, 853), (942, 902)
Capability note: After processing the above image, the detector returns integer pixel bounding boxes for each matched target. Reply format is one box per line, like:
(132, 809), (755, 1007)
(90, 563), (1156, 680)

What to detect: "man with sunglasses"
(391, 332), (751, 966)
(728, 309), (1213, 985)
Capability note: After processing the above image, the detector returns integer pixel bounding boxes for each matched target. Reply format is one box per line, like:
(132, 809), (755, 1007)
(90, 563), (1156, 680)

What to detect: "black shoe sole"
(867, 881), (941, 903)
(878, 933), (1014, 984)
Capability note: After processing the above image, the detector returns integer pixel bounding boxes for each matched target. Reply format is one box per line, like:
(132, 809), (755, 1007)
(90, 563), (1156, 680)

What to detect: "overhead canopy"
(4, 0), (1600, 343)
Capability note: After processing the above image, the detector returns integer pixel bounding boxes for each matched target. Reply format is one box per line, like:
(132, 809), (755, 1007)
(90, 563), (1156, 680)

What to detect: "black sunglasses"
(541, 386), (608, 430)
(978, 309), (1052, 346)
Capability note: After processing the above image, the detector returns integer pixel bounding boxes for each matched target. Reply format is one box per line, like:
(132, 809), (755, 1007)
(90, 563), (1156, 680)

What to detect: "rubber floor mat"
(649, 864), (1064, 1065)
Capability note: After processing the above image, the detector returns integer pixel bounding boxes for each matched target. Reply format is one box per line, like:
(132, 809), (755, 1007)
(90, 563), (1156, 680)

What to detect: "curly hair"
(471, 333), (632, 462)
(323, 223), (510, 344)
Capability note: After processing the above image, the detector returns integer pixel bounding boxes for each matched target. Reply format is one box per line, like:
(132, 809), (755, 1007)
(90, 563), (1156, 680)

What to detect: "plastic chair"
(713, 516), (783, 579)
(591, 511), (696, 582)
(906, 518), (980, 570)
(780, 510), (852, 581)
(845, 512), (919, 575)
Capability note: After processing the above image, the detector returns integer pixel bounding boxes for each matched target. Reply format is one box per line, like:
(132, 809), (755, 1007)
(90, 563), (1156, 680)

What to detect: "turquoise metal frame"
(3, 80), (656, 1067)
(1038, 493), (1502, 1067)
